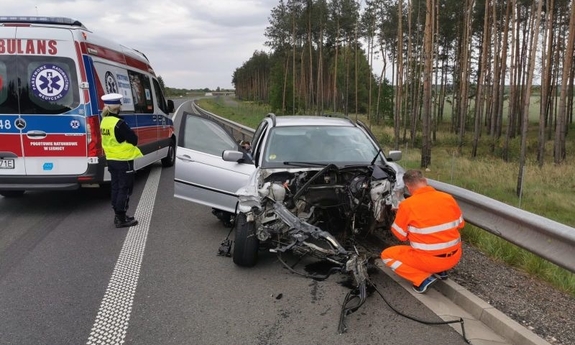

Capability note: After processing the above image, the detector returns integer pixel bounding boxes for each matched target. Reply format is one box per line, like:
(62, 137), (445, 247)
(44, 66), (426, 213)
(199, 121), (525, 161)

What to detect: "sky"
(4, 0), (283, 90)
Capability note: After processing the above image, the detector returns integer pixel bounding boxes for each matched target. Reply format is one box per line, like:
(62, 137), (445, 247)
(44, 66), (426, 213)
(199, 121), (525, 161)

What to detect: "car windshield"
(262, 125), (382, 168)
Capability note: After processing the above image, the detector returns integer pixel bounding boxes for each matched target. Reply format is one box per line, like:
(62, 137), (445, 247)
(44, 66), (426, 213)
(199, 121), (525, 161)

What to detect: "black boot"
(114, 215), (135, 226)
(114, 214), (138, 228)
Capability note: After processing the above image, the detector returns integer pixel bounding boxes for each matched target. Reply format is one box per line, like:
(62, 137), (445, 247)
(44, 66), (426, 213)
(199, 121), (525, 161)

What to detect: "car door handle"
(177, 154), (194, 162)
(26, 130), (47, 139)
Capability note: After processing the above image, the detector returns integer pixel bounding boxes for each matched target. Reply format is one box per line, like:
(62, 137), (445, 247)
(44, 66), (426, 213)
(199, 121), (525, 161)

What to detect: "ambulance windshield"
(0, 56), (80, 114)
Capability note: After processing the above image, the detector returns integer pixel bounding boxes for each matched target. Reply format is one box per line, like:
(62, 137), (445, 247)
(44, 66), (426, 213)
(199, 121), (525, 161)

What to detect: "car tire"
(0, 190), (25, 198)
(233, 213), (259, 267)
(161, 139), (176, 167)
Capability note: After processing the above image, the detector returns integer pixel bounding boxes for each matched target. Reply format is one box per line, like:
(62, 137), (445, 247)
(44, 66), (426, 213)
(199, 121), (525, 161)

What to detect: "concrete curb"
(376, 261), (551, 345)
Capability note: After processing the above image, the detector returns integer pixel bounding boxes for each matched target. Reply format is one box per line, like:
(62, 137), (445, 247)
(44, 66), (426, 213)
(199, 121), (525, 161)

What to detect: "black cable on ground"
(338, 282), (367, 333)
(217, 203), (239, 257)
(277, 253), (469, 342)
(368, 277), (470, 344)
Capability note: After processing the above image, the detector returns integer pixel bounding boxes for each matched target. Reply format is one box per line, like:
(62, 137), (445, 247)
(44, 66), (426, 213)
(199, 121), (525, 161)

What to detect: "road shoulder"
(376, 261), (551, 345)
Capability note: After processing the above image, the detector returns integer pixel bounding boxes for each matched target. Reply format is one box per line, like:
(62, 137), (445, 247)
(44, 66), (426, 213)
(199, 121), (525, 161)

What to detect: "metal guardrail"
(428, 180), (575, 274)
(191, 102), (253, 143)
(191, 101), (575, 274)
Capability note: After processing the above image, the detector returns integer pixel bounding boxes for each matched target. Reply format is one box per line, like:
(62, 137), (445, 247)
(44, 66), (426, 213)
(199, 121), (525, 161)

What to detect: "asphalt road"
(0, 99), (469, 345)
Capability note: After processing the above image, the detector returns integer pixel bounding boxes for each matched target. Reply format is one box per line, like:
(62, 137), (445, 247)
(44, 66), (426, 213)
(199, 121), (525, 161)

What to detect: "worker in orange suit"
(381, 169), (465, 293)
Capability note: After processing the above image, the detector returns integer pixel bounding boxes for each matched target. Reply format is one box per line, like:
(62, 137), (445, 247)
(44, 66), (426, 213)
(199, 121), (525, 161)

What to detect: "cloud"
(3, 0), (278, 89)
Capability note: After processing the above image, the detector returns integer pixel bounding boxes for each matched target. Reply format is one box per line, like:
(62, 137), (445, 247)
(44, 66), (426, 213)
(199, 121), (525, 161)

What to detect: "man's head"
(402, 169), (428, 194)
(241, 140), (251, 150)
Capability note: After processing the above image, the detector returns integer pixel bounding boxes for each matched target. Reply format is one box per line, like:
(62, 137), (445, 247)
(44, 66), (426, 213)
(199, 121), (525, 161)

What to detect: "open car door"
(174, 112), (255, 213)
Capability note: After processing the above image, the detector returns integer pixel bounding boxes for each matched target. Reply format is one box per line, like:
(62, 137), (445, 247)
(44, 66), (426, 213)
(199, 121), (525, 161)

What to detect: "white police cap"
(101, 93), (123, 105)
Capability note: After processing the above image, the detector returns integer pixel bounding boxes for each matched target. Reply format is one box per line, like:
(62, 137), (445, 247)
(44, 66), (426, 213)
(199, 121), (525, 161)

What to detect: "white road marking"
(86, 166), (162, 345)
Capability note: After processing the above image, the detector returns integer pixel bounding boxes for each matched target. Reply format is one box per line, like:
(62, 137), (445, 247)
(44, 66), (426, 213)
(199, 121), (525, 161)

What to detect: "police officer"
(100, 93), (143, 228)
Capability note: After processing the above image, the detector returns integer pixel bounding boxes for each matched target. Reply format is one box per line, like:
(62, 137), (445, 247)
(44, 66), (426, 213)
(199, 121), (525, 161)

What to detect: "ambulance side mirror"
(167, 100), (175, 113)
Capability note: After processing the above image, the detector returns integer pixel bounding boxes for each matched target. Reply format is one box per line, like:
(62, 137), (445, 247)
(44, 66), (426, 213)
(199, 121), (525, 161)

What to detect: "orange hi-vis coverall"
(381, 185), (464, 286)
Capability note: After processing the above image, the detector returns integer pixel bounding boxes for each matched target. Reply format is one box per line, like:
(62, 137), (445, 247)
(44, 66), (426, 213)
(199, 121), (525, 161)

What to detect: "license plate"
(0, 159), (15, 169)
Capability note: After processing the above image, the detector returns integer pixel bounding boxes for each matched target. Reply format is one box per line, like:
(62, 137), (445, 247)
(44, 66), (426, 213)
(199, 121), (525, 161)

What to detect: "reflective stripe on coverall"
(381, 185), (464, 286)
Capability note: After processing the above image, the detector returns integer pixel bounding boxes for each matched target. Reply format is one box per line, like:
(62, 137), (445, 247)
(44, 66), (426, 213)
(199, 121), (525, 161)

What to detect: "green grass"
(440, 95), (545, 123)
(197, 96), (575, 296)
(198, 96), (271, 129)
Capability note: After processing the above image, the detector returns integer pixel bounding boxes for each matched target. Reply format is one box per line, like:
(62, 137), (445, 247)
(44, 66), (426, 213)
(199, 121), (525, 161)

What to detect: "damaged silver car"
(175, 113), (404, 265)
(175, 112), (405, 331)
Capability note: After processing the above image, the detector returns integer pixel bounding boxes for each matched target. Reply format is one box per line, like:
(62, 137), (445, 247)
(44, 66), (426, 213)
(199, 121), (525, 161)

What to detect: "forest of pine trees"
(231, 0), (575, 174)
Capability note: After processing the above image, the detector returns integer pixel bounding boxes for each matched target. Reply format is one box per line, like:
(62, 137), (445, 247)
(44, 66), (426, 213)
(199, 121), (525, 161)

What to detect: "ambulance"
(0, 16), (176, 197)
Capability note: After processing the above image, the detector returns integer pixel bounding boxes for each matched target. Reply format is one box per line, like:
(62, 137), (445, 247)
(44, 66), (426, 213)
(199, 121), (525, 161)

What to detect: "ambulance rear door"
(7, 26), (87, 178)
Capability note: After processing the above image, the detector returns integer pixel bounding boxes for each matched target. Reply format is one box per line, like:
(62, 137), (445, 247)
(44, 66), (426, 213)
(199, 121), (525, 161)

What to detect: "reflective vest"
(100, 116), (143, 161)
(391, 185), (464, 255)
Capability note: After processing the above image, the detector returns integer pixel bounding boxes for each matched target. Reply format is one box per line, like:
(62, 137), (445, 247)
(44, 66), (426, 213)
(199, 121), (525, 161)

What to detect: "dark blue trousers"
(108, 160), (135, 216)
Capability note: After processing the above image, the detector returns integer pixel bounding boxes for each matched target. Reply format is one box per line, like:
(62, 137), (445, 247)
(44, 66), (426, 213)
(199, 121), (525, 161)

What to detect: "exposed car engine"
(254, 163), (400, 251)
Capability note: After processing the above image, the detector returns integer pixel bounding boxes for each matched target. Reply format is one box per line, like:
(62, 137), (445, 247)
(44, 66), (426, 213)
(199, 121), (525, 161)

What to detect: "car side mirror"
(387, 150), (402, 162)
(222, 150), (245, 163)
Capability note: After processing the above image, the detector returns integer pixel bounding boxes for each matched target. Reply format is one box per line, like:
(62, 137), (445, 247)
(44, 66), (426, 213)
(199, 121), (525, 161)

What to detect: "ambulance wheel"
(161, 139), (176, 167)
(0, 190), (25, 198)
(233, 213), (259, 267)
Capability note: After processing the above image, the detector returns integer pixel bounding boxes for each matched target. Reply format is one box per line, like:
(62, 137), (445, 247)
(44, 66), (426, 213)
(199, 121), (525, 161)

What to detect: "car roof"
(271, 115), (356, 128)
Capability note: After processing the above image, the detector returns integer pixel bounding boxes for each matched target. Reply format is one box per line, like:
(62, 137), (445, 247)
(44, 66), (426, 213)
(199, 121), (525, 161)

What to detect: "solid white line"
(86, 166), (162, 345)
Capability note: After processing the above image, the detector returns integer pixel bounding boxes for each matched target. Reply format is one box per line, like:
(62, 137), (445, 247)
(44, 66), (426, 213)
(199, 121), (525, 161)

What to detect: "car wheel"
(0, 190), (25, 198)
(233, 213), (259, 267)
(161, 139), (176, 167)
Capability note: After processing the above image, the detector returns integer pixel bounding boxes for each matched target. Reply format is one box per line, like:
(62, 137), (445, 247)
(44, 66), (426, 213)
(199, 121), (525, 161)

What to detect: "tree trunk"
(421, 0), (434, 168)
(394, 0), (404, 151)
(517, 0), (544, 197)
(457, 0), (474, 154)
(472, 0), (492, 158)
(503, 0), (517, 162)
(538, 0), (555, 166)
(554, 1), (575, 164)
(333, 20), (340, 113)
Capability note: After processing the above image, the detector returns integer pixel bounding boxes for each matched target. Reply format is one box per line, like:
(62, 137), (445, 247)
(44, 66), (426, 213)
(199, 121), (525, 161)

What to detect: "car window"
(182, 115), (237, 156)
(152, 78), (169, 114)
(0, 55), (80, 114)
(262, 126), (381, 167)
(128, 70), (153, 113)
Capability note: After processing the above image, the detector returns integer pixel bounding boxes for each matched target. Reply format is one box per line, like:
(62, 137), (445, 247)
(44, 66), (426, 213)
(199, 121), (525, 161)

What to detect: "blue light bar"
(0, 16), (86, 29)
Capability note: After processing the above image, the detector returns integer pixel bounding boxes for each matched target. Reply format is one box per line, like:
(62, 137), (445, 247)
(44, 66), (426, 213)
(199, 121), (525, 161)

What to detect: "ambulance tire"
(161, 139), (176, 167)
(233, 213), (259, 267)
(0, 190), (25, 198)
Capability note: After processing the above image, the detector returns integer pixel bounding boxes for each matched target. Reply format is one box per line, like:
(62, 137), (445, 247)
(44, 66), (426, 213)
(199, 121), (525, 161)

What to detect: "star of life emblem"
(30, 64), (70, 102)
